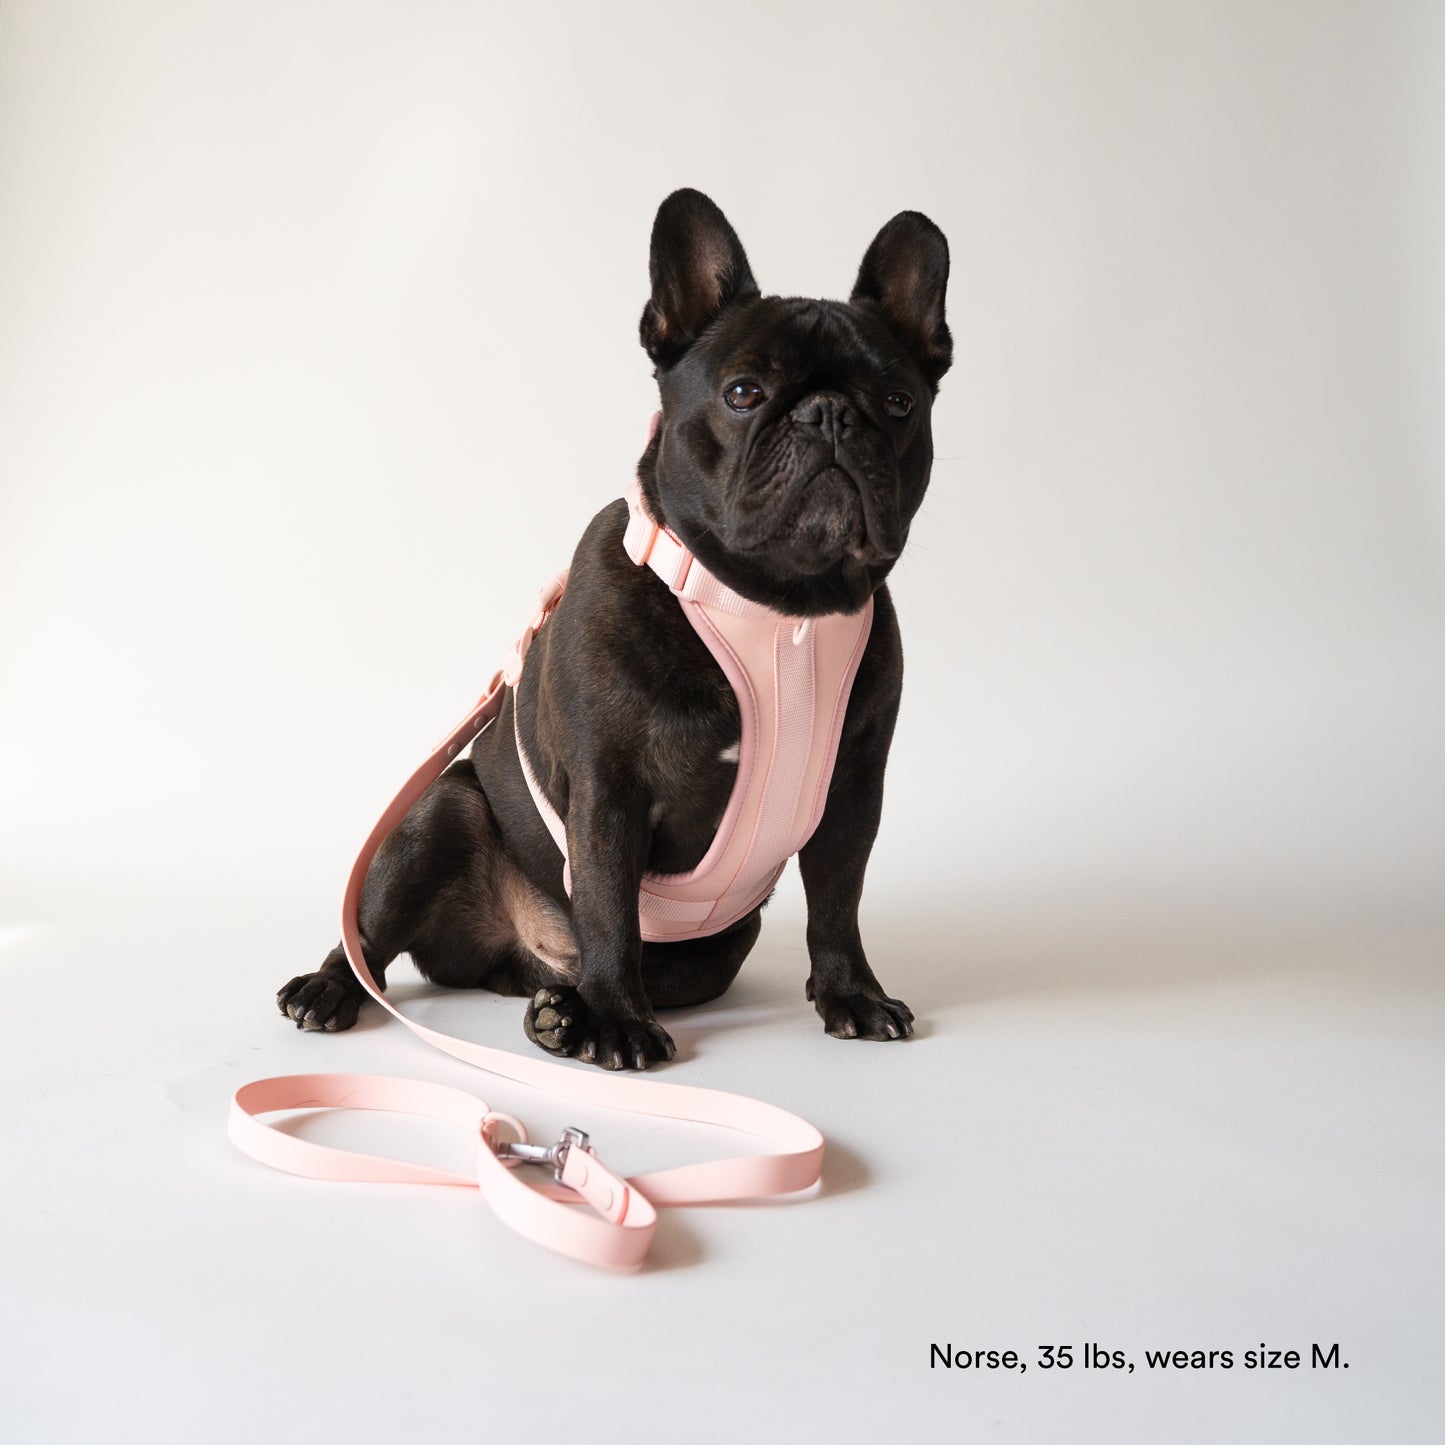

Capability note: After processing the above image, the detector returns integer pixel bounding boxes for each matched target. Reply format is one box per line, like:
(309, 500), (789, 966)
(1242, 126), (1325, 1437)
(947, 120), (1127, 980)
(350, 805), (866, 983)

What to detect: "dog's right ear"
(640, 189), (759, 369)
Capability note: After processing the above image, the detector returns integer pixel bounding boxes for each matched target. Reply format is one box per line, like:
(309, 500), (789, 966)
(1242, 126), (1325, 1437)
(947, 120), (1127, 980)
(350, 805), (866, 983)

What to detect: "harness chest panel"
(515, 481), (873, 943)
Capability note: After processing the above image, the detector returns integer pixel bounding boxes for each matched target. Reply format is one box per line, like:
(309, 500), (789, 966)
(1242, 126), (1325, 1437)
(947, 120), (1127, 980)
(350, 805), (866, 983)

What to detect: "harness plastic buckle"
(496, 1125), (591, 1184)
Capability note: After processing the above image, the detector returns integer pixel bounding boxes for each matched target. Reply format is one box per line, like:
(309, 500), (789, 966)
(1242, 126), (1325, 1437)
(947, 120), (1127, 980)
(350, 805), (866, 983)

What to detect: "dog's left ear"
(850, 211), (952, 388)
(641, 189), (759, 369)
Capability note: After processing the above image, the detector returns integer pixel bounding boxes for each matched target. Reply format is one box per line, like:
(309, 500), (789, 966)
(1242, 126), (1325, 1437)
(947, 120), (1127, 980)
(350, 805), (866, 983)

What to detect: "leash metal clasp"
(496, 1125), (591, 1183)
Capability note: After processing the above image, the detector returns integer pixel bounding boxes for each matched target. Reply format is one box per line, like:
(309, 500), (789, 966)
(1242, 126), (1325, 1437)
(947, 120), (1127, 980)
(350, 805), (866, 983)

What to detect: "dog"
(277, 188), (951, 1071)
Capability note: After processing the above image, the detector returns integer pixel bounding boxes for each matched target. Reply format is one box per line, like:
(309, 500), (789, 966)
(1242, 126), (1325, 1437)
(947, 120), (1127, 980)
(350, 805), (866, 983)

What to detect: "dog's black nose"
(792, 393), (857, 447)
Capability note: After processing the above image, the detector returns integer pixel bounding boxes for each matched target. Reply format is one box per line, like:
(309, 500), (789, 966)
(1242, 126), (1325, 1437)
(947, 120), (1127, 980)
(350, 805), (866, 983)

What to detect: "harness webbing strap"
(228, 577), (826, 1269)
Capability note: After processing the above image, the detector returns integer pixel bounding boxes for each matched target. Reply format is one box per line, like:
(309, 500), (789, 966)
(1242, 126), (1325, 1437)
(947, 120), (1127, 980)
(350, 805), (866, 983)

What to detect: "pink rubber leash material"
(228, 584), (826, 1269)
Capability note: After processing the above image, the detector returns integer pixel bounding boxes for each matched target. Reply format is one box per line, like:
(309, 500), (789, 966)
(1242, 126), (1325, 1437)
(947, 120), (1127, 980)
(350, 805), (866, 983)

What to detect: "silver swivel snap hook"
(496, 1125), (591, 1183)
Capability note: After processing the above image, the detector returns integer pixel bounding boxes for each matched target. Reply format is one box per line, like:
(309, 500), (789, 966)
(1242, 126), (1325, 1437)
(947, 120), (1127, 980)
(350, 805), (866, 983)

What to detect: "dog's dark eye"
(885, 391), (914, 419)
(725, 380), (766, 412)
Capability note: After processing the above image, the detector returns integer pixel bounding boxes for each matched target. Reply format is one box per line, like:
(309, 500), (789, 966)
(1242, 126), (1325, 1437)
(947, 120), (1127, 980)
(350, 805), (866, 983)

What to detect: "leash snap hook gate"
(496, 1125), (591, 1184)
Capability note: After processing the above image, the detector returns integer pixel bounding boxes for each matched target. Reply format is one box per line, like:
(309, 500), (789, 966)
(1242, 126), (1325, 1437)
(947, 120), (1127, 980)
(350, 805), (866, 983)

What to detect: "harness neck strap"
(621, 479), (780, 621)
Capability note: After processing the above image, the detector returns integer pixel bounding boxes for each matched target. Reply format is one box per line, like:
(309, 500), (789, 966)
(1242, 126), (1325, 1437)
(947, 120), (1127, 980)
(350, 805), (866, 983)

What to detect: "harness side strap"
(228, 581), (825, 1268)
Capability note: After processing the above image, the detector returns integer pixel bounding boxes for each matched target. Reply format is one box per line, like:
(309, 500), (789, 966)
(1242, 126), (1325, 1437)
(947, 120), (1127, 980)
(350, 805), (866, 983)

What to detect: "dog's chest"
(639, 680), (741, 876)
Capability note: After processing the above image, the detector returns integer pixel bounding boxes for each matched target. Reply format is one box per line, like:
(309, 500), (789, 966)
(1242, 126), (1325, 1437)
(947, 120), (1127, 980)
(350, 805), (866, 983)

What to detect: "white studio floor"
(2, 876), (1440, 1445)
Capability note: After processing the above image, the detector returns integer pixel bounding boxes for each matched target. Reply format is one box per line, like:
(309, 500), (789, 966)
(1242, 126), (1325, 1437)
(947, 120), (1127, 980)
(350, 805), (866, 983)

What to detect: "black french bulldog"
(278, 188), (951, 1070)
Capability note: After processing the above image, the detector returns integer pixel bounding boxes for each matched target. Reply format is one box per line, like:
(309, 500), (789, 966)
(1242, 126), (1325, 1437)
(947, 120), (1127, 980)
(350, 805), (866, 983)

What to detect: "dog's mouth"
(781, 466), (865, 548)
(766, 464), (898, 570)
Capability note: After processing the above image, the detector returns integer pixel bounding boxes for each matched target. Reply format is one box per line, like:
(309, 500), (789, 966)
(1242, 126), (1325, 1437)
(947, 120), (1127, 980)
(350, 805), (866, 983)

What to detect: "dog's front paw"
(277, 972), (361, 1032)
(807, 979), (914, 1041)
(523, 986), (675, 1070)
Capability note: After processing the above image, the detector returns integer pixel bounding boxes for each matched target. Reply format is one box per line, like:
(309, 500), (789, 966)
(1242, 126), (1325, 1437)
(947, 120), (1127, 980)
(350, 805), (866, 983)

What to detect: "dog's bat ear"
(640, 189), (759, 369)
(850, 211), (952, 388)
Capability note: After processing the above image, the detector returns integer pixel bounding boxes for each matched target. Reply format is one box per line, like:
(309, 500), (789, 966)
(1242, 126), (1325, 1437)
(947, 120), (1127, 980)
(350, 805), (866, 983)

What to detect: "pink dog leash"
(229, 575), (826, 1269)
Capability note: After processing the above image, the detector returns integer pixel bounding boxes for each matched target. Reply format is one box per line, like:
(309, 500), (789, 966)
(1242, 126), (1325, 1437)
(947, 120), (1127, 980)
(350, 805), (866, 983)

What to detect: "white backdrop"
(2, 3), (1442, 1443)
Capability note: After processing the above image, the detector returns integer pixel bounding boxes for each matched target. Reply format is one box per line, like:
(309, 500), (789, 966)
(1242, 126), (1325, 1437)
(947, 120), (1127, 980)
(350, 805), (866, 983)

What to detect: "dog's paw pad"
(523, 986), (583, 1056)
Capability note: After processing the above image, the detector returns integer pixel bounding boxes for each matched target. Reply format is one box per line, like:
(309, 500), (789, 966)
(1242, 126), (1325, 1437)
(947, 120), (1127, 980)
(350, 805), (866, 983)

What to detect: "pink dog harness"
(229, 435), (872, 1268)
(515, 478), (872, 941)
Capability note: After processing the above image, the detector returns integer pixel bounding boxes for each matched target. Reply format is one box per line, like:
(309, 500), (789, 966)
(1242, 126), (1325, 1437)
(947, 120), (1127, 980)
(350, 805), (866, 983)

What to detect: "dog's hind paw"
(523, 987), (577, 1054)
